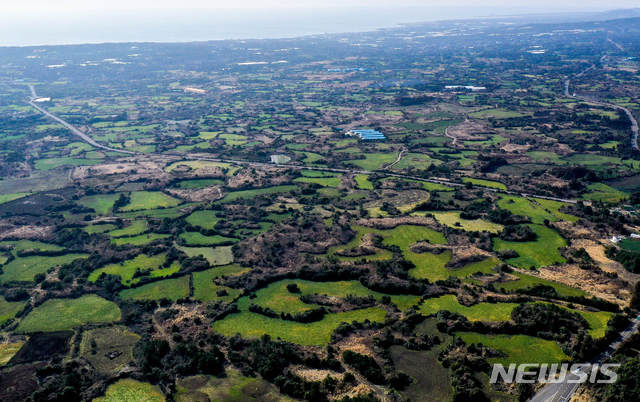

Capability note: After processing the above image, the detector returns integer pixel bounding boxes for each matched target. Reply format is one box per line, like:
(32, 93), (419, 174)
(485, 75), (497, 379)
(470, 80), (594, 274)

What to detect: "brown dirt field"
(574, 239), (640, 287)
(0, 225), (54, 240)
(447, 120), (492, 141)
(290, 366), (340, 381)
(166, 186), (224, 203)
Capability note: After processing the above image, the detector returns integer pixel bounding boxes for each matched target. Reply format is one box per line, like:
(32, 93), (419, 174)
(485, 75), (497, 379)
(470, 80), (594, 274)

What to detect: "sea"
(0, 6), (611, 47)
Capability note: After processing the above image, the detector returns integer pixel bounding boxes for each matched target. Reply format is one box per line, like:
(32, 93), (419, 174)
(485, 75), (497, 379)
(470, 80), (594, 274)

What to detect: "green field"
(430, 211), (504, 233)
(457, 333), (569, 366)
(493, 224), (566, 269)
(419, 295), (518, 321)
(535, 302), (612, 339)
(108, 220), (148, 237)
(355, 174), (373, 190)
(185, 210), (221, 230)
(88, 253), (180, 285)
(176, 179), (224, 189)
(119, 276), (190, 301)
(391, 153), (442, 171)
(112, 233), (170, 246)
(462, 177), (507, 190)
(0, 342), (24, 366)
(193, 269), (243, 302)
(94, 379), (165, 402)
(293, 177), (341, 187)
(497, 196), (559, 224)
(120, 191), (181, 212)
(84, 224), (118, 234)
(349, 153), (398, 171)
(0, 193), (29, 205)
(77, 193), (122, 215)
(17, 295), (121, 332)
(179, 232), (238, 246)
(1, 253), (89, 282)
(584, 183), (628, 203)
(533, 198), (579, 222)
(212, 305), (386, 345)
(619, 238), (640, 252)
(497, 272), (587, 298)
(34, 157), (102, 171)
(178, 246), (234, 265)
(218, 185), (298, 203)
(0, 296), (27, 324)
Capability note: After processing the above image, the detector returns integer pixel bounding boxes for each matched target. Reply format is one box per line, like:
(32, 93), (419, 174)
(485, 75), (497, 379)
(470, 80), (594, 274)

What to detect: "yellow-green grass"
(355, 174), (373, 190)
(116, 204), (198, 220)
(0, 296), (27, 324)
(212, 306), (386, 346)
(17, 295), (121, 333)
(84, 224), (117, 234)
(457, 333), (569, 366)
(219, 133), (248, 146)
(533, 302), (612, 339)
(193, 270), (242, 303)
(497, 196), (559, 224)
(430, 211), (503, 233)
(185, 210), (221, 230)
(108, 220), (148, 237)
(0, 193), (29, 205)
(462, 177), (507, 190)
(527, 151), (562, 163)
(34, 157), (102, 171)
(469, 109), (527, 119)
(77, 193), (122, 215)
(80, 326), (140, 373)
(532, 198), (579, 222)
(300, 170), (337, 178)
(419, 295), (517, 321)
(584, 183), (628, 203)
(1, 240), (62, 254)
(0, 342), (24, 366)
(111, 234), (169, 246)
(179, 232), (238, 246)
(164, 161), (239, 175)
(497, 272), (587, 298)
(119, 276), (190, 301)
(421, 182), (454, 191)
(349, 153), (399, 171)
(293, 177), (341, 187)
(88, 253), (180, 285)
(178, 246), (234, 265)
(119, 192), (181, 212)
(93, 379), (165, 402)
(176, 179), (224, 189)
(1, 254), (89, 282)
(493, 224), (566, 269)
(176, 369), (294, 402)
(218, 185), (298, 204)
(325, 226), (394, 262)
(391, 153), (442, 170)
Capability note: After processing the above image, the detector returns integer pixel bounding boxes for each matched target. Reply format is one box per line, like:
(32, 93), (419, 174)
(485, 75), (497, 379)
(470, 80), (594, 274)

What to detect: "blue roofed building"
(347, 129), (386, 140)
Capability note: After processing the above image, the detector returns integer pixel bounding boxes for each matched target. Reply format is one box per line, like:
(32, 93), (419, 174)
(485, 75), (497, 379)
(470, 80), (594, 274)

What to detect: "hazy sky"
(3, 0), (639, 11)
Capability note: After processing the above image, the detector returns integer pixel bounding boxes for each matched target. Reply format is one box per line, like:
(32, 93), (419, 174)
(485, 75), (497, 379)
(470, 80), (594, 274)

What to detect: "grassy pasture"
(178, 246), (234, 265)
(34, 157), (101, 171)
(294, 177), (341, 187)
(457, 333), (569, 366)
(119, 276), (190, 301)
(0, 193), (29, 205)
(533, 198), (579, 222)
(108, 220), (147, 237)
(0, 342), (24, 366)
(17, 295), (121, 333)
(212, 306), (386, 346)
(430, 211), (503, 233)
(355, 174), (373, 189)
(418, 295), (517, 321)
(391, 153), (442, 170)
(176, 179), (224, 189)
(1, 253), (89, 282)
(493, 224), (566, 269)
(584, 183), (628, 203)
(462, 177), (507, 190)
(84, 224), (117, 234)
(179, 232), (238, 246)
(0, 296), (27, 324)
(94, 379), (165, 402)
(497, 272), (587, 298)
(80, 326), (140, 373)
(112, 233), (169, 246)
(88, 253), (180, 285)
(218, 185), (298, 203)
(2, 240), (62, 254)
(165, 161), (239, 174)
(120, 192), (181, 212)
(619, 238), (640, 252)
(185, 210), (221, 230)
(77, 193), (122, 215)
(349, 153), (398, 171)
(192, 269), (242, 303)
(497, 196), (559, 224)
(389, 345), (453, 402)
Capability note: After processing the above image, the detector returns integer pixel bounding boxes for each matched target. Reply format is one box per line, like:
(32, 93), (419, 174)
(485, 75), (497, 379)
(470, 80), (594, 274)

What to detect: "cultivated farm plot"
(462, 177), (507, 190)
(0, 254), (89, 282)
(119, 276), (190, 301)
(0, 296), (27, 324)
(108, 220), (148, 237)
(88, 253), (180, 285)
(493, 224), (566, 269)
(178, 246), (234, 265)
(17, 295), (121, 333)
(112, 233), (170, 246)
(94, 379), (165, 402)
(457, 333), (569, 366)
(77, 193), (122, 215)
(185, 210), (221, 230)
(179, 232), (238, 246)
(119, 191), (181, 212)
(192, 269), (242, 303)
(418, 295), (518, 321)
(348, 153), (398, 171)
(355, 174), (373, 189)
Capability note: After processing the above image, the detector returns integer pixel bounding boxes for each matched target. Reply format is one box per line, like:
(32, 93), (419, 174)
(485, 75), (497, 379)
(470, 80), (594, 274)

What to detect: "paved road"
(531, 316), (640, 402)
(27, 85), (579, 204)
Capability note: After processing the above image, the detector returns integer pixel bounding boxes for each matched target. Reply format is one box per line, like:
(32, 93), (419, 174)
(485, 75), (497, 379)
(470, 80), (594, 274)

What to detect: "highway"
(531, 315), (640, 402)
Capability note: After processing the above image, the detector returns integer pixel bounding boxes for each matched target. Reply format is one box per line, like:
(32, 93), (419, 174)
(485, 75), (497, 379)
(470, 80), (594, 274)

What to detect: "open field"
(0, 193), (29, 205)
(185, 210), (221, 230)
(175, 179), (224, 189)
(108, 220), (147, 237)
(193, 269), (242, 302)
(179, 232), (238, 246)
(0, 296), (27, 324)
(175, 369), (294, 402)
(619, 238), (640, 252)
(77, 193), (121, 214)
(389, 345), (453, 402)
(88, 253), (180, 285)
(497, 272), (587, 297)
(218, 185), (298, 203)
(84, 224), (117, 234)
(532, 198), (579, 222)
(493, 224), (566, 269)
(119, 191), (181, 212)
(80, 326), (140, 373)
(584, 183), (629, 203)
(1, 253), (89, 282)
(355, 174), (373, 189)
(17, 295), (121, 333)
(34, 157), (101, 171)
(212, 306), (386, 345)
(462, 177), (507, 190)
(419, 295), (518, 321)
(165, 160), (238, 174)
(430, 211), (503, 233)
(111, 233), (170, 246)
(348, 153), (398, 170)
(119, 276), (190, 301)
(94, 379), (165, 402)
(457, 333), (569, 366)
(293, 176), (341, 187)
(0, 342), (24, 366)
(497, 196), (559, 224)
(178, 246), (234, 265)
